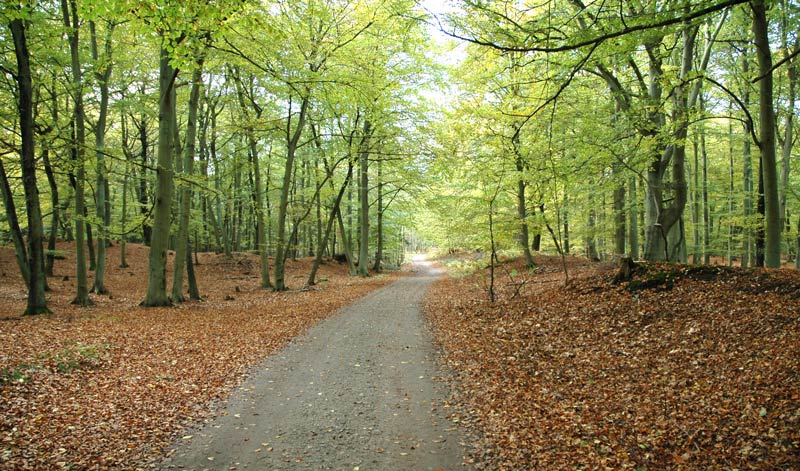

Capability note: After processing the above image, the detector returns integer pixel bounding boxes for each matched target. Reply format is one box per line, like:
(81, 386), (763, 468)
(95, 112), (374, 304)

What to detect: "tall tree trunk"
(90, 21), (114, 295)
(42, 147), (59, 277)
(628, 177), (639, 260)
(779, 57), (796, 255)
(692, 134), (701, 263)
(44, 85), (60, 277)
(137, 113), (152, 246)
(796, 215), (800, 269)
(613, 166), (626, 256)
(171, 63), (203, 302)
(357, 120), (372, 277)
(251, 135), (272, 289)
(120, 163), (129, 268)
(742, 133), (753, 268)
(751, 0), (782, 267)
(142, 45), (178, 307)
(308, 163), (353, 286)
(336, 207), (357, 275)
(702, 124), (711, 265)
(9, 17), (48, 314)
(186, 236), (200, 300)
(274, 95), (309, 291)
(728, 114), (735, 266)
(0, 158), (30, 288)
(755, 158), (766, 267)
(373, 158), (384, 272)
(513, 137), (535, 268)
(62, 0), (91, 306)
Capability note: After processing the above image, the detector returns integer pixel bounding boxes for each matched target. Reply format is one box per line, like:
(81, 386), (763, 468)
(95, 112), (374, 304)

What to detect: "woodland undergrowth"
(0, 242), (399, 470)
(425, 254), (800, 470)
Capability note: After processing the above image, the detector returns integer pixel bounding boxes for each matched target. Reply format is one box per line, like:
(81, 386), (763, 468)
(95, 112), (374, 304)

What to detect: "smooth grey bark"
(231, 69), (272, 288)
(142, 45), (178, 307)
(62, 0), (91, 306)
(336, 207), (357, 275)
(274, 95), (309, 291)
(778, 55), (796, 246)
(751, 0), (782, 267)
(9, 16), (48, 314)
(171, 63), (203, 302)
(373, 158), (384, 273)
(741, 51), (754, 268)
(90, 20), (114, 295)
(253, 141), (272, 289)
(702, 122), (711, 265)
(308, 162), (354, 286)
(692, 134), (701, 263)
(643, 28), (693, 262)
(357, 120), (372, 277)
(613, 165), (626, 256)
(510, 128), (535, 268)
(628, 177), (639, 260)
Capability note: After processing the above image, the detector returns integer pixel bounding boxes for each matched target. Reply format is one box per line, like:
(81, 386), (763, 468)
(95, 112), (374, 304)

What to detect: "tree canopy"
(1, 0), (798, 314)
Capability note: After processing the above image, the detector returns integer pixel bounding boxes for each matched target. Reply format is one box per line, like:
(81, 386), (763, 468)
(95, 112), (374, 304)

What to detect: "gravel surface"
(163, 261), (465, 471)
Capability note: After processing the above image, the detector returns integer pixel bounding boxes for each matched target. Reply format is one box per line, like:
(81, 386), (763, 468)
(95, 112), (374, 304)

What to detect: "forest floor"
(424, 253), (800, 470)
(0, 241), (401, 470)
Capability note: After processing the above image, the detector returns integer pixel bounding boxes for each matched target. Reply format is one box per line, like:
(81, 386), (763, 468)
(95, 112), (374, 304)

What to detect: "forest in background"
(0, 0), (798, 317)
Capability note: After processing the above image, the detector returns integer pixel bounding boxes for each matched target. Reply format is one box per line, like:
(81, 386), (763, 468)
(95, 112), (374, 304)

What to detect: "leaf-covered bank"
(0, 243), (400, 469)
(425, 255), (800, 470)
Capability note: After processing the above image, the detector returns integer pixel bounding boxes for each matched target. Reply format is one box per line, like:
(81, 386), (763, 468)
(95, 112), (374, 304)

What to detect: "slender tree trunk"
(120, 165), (129, 268)
(628, 177), (639, 260)
(0, 159), (30, 288)
(692, 134), (701, 263)
(751, 0), (782, 267)
(186, 237), (200, 300)
(251, 136), (272, 289)
(10, 17), (49, 314)
(796, 215), (800, 269)
(742, 55), (754, 268)
(137, 114), (152, 246)
(779, 60), (795, 256)
(274, 96), (309, 290)
(171, 64), (203, 302)
(702, 125), (711, 265)
(357, 120), (372, 277)
(90, 21), (113, 295)
(41, 147), (59, 277)
(755, 158), (766, 267)
(373, 158), (384, 273)
(309, 163), (353, 286)
(62, 0), (91, 306)
(142, 45), (178, 307)
(728, 115), (735, 266)
(336, 207), (357, 275)
(612, 171), (626, 256)
(43, 84), (61, 276)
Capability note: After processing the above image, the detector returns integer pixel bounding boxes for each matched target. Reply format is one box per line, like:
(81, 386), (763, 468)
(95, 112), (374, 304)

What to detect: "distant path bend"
(165, 259), (465, 471)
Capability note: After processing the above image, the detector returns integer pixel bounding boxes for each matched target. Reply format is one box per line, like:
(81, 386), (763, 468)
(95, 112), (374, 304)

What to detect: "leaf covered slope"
(0, 242), (399, 469)
(425, 256), (800, 470)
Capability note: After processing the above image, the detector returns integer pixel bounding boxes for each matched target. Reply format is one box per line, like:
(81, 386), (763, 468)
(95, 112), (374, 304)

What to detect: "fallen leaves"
(0, 242), (399, 469)
(425, 255), (800, 470)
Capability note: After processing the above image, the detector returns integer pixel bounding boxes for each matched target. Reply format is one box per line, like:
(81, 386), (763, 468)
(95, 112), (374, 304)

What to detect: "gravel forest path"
(163, 260), (465, 471)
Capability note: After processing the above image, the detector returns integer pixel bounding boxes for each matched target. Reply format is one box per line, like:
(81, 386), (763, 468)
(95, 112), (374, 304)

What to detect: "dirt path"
(163, 260), (465, 471)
